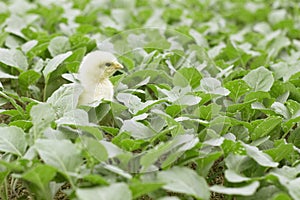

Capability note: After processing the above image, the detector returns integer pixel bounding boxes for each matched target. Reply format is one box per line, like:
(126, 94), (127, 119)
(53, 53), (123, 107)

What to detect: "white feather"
(77, 51), (122, 105)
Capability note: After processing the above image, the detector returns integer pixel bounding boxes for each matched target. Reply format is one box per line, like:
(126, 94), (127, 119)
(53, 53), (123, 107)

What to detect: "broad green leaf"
(288, 127), (300, 148)
(243, 66), (274, 92)
(210, 181), (260, 196)
(102, 164), (132, 179)
(56, 109), (91, 126)
(243, 143), (278, 167)
(22, 164), (56, 186)
(9, 120), (32, 131)
(0, 48), (28, 71)
(227, 99), (256, 113)
(157, 86), (201, 106)
(30, 103), (56, 134)
(43, 51), (72, 80)
(158, 167), (209, 200)
(271, 102), (290, 119)
(196, 151), (223, 177)
(224, 79), (251, 101)
(0, 126), (27, 156)
(225, 169), (251, 183)
(141, 134), (198, 170)
(76, 183), (132, 200)
(225, 154), (253, 172)
(177, 94), (201, 106)
(35, 139), (82, 173)
(81, 136), (108, 162)
(129, 181), (164, 199)
(21, 40), (38, 53)
(264, 142), (294, 162)
(100, 141), (123, 158)
(79, 126), (103, 140)
(286, 100), (300, 117)
(47, 84), (82, 117)
(21, 164), (57, 200)
(268, 9), (287, 25)
(271, 61), (300, 82)
(270, 166), (300, 200)
(173, 67), (202, 88)
(268, 35), (290, 59)
(121, 119), (154, 139)
(236, 185), (287, 200)
(199, 77), (230, 96)
(64, 47), (86, 72)
(121, 70), (172, 88)
(0, 69), (17, 79)
(273, 193), (293, 200)
(117, 93), (164, 115)
(82, 174), (108, 186)
(288, 178), (300, 200)
(199, 103), (222, 120)
(251, 116), (282, 140)
(18, 69), (41, 91)
(48, 36), (71, 57)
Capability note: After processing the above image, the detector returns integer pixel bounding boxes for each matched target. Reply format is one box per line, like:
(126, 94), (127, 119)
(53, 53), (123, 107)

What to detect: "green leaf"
(9, 120), (32, 131)
(129, 181), (164, 199)
(271, 61), (300, 82)
(199, 103), (222, 120)
(271, 102), (290, 119)
(0, 48), (28, 71)
(140, 134), (198, 170)
(287, 178), (300, 200)
(270, 166), (300, 200)
(173, 67), (202, 89)
(21, 164), (57, 200)
(47, 84), (82, 117)
(210, 181), (260, 196)
(224, 79), (251, 102)
(158, 86), (201, 106)
(243, 66), (274, 92)
(117, 93), (164, 115)
(0, 69), (17, 79)
(0, 126), (27, 156)
(18, 69), (41, 91)
(158, 167), (209, 200)
(48, 36), (71, 57)
(199, 77), (230, 96)
(251, 116), (282, 140)
(81, 136), (108, 162)
(43, 51), (72, 80)
(264, 141), (294, 162)
(121, 70), (172, 88)
(224, 169), (251, 183)
(243, 143), (278, 167)
(268, 35), (290, 59)
(82, 174), (109, 186)
(35, 139), (82, 174)
(30, 103), (56, 135)
(76, 183), (132, 200)
(56, 109), (91, 126)
(121, 119), (154, 139)
(288, 127), (300, 148)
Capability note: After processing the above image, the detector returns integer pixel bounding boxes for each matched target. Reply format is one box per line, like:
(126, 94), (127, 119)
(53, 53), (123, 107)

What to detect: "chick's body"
(78, 51), (123, 105)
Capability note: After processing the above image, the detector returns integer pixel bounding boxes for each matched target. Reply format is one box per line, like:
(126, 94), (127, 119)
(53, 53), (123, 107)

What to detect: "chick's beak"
(112, 62), (124, 70)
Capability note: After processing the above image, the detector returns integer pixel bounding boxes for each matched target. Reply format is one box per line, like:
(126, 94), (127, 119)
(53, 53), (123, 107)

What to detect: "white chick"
(78, 51), (123, 105)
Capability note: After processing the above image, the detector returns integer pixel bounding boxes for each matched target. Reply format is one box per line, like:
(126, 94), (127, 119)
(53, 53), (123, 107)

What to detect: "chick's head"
(78, 51), (123, 84)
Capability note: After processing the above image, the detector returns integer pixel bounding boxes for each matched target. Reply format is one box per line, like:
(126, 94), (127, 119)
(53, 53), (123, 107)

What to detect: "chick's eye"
(105, 63), (111, 67)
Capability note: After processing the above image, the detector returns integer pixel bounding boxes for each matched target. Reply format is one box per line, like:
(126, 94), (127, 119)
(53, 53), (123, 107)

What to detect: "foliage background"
(0, 0), (300, 199)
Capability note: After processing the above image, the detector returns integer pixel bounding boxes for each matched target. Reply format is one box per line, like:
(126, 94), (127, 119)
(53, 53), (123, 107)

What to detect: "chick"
(78, 51), (123, 105)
